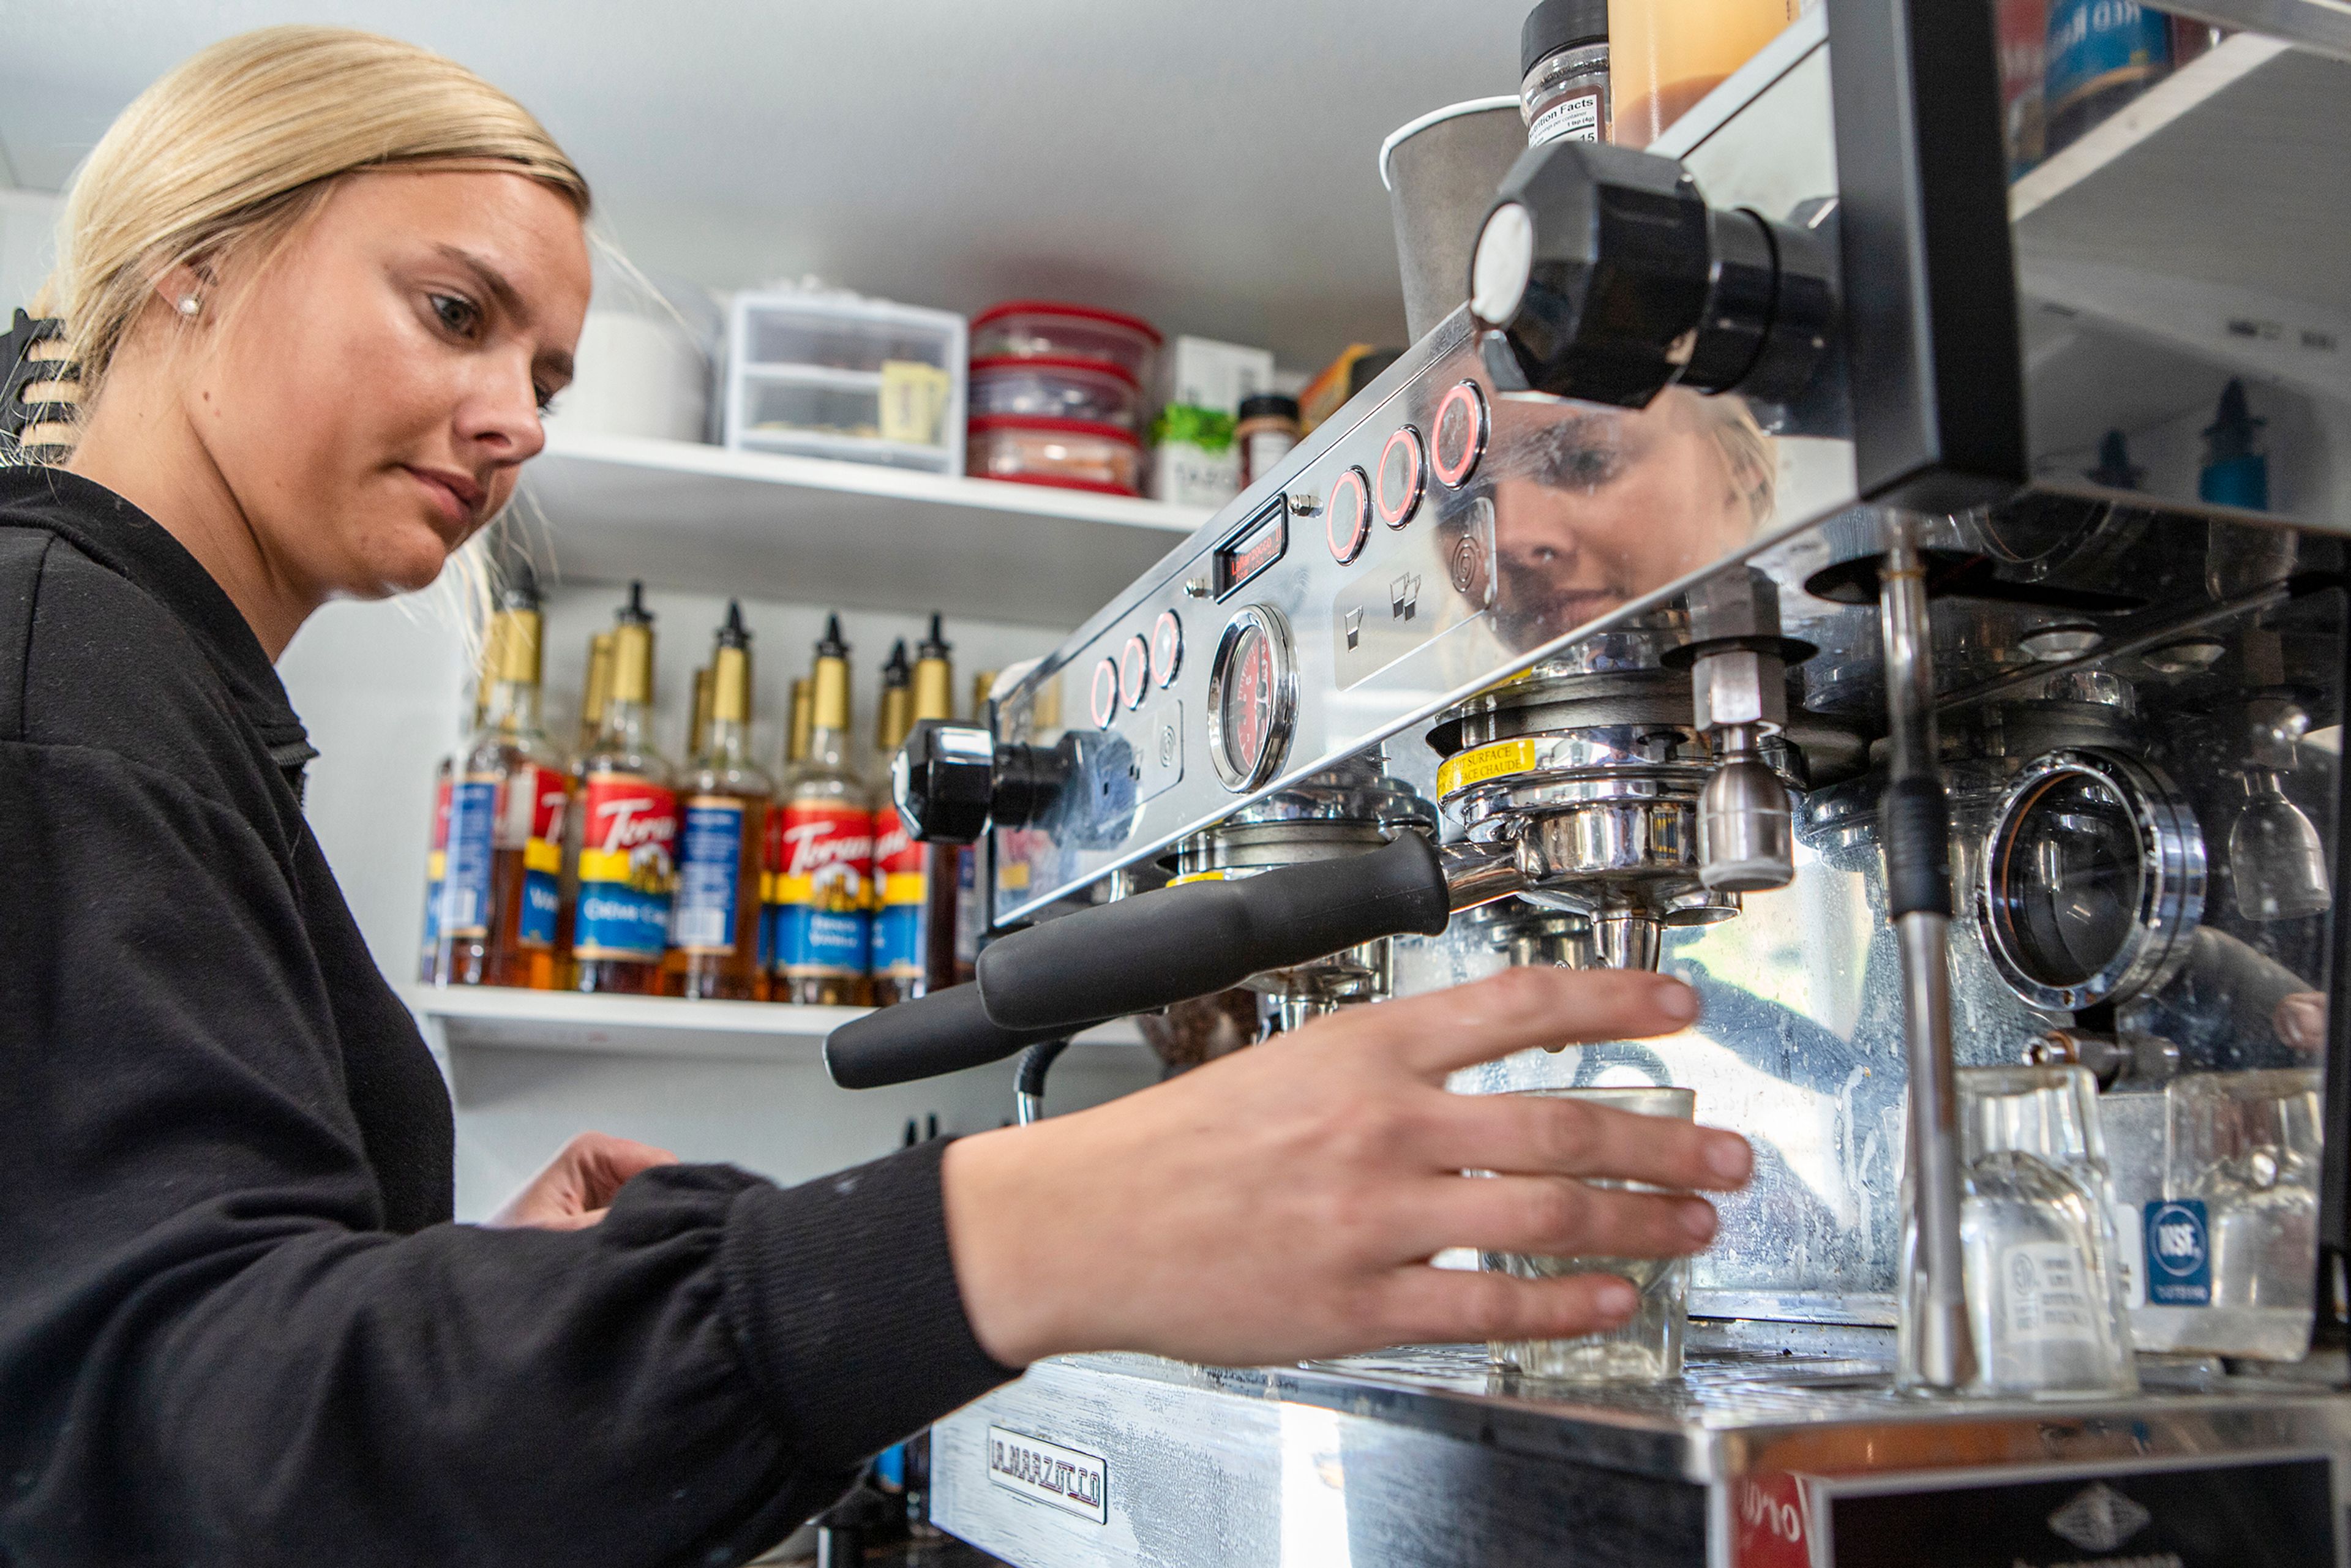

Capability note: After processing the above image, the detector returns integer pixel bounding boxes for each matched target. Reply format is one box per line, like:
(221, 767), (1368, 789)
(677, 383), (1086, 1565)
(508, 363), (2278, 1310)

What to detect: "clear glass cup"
(1945, 1065), (2137, 1398)
(1481, 1084), (1695, 1383)
(2165, 1069), (2323, 1357)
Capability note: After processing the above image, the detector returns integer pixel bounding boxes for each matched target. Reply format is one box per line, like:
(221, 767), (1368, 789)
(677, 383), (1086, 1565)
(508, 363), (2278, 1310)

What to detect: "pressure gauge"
(1205, 605), (1295, 791)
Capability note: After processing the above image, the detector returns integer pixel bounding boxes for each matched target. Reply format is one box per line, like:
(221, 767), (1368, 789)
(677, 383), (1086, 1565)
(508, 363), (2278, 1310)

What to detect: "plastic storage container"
(967, 355), (1142, 432)
(724, 290), (966, 474)
(968, 301), (1161, 385)
(967, 416), (1141, 495)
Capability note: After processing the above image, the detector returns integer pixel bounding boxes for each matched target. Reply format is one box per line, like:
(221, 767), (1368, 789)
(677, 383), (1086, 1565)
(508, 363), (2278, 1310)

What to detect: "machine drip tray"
(930, 1342), (2351, 1568)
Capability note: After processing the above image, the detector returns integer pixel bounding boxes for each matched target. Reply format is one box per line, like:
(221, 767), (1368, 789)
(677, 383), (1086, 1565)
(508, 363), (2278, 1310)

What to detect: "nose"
(453, 350), (547, 467)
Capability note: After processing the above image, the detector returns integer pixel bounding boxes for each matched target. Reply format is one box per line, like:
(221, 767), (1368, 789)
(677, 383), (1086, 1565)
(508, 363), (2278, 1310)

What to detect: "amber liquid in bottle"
(571, 587), (678, 995)
(773, 617), (874, 1006)
(871, 617), (956, 1007)
(671, 606), (773, 1000)
(433, 586), (570, 989)
(553, 630), (614, 986)
(1608, 0), (1798, 148)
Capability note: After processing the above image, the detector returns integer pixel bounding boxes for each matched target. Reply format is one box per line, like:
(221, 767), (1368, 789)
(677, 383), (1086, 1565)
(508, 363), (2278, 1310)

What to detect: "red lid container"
(969, 301), (1161, 384)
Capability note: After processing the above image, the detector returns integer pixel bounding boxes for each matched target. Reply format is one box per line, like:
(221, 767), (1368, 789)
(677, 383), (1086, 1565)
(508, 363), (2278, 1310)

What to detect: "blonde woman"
(0, 28), (1749, 1565)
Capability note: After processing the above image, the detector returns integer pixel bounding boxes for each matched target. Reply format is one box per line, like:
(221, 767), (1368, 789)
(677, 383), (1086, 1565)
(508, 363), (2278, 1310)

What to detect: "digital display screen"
(1213, 499), (1288, 599)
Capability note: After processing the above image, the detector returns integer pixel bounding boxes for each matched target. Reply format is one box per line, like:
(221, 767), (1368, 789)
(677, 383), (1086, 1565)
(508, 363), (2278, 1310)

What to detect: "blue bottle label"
(774, 905), (871, 973)
(520, 866), (560, 948)
(574, 774), (678, 963)
(673, 798), (746, 955)
(2045, 0), (2169, 119)
(871, 902), (923, 978)
(438, 778), (500, 938)
(2144, 1199), (2213, 1306)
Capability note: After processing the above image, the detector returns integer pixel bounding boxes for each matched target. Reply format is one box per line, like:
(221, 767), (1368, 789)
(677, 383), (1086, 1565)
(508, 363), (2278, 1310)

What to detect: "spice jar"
(1520, 0), (1611, 146)
(1234, 393), (1301, 490)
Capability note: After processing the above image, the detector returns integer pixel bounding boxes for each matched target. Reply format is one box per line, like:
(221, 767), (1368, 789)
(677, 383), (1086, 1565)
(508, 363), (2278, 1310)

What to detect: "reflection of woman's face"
(1483, 389), (1761, 651)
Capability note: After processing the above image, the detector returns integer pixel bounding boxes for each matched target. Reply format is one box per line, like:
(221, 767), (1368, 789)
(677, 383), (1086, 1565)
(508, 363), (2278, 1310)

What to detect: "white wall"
(1, 189), (61, 320)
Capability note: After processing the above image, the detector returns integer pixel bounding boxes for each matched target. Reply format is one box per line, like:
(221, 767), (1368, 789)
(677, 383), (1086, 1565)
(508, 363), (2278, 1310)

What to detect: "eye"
(534, 384), (558, 415)
(429, 293), (482, 337)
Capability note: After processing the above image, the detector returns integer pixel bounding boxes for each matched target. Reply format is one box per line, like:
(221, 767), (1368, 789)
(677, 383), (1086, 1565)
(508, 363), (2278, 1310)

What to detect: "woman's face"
(187, 170), (590, 601)
(1483, 389), (1762, 651)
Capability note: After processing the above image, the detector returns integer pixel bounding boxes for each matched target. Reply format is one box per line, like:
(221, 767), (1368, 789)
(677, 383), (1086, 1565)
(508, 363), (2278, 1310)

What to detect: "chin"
(355, 525), (459, 599)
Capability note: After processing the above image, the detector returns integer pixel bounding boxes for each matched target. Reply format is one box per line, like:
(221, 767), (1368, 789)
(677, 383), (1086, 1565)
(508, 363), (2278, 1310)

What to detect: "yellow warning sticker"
(1436, 737), (1537, 799)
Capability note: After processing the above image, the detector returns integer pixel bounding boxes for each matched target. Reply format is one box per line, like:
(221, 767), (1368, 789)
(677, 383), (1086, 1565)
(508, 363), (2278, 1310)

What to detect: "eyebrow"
(433, 243), (574, 383)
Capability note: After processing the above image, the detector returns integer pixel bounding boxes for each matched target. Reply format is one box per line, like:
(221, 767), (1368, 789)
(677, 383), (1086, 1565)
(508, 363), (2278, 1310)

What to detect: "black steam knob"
(891, 719), (1074, 845)
(1468, 140), (1834, 410)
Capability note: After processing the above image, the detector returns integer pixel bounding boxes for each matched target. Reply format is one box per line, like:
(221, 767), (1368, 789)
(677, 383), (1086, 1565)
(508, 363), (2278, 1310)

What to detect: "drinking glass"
(1482, 1084), (1696, 1383)
(2165, 1069), (2323, 1357)
(1948, 1065), (2137, 1398)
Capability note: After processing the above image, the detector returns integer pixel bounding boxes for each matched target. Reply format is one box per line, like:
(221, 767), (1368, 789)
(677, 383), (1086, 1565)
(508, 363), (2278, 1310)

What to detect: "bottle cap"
(1236, 392), (1300, 424)
(1521, 0), (1609, 77)
(918, 611), (951, 664)
(817, 612), (848, 661)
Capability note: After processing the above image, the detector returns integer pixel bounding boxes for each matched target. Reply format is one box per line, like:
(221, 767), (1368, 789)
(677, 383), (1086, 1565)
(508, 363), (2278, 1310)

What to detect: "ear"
(152, 260), (211, 326)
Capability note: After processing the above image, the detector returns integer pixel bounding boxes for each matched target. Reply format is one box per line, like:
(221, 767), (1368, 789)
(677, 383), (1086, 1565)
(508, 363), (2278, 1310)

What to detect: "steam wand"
(1878, 512), (1978, 1392)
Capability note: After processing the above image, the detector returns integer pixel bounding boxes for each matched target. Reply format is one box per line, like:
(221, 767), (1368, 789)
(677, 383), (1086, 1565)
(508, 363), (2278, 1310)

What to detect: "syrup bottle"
(771, 615), (874, 1005)
(553, 629), (613, 986)
(421, 606), (508, 982)
(569, 583), (679, 994)
(433, 568), (571, 988)
(670, 603), (773, 1000)
(871, 616), (955, 1005)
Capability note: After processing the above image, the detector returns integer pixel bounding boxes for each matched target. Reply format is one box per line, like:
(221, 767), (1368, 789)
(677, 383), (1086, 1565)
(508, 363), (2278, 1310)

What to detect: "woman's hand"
(941, 967), (1747, 1368)
(486, 1131), (680, 1231)
(2276, 990), (2328, 1054)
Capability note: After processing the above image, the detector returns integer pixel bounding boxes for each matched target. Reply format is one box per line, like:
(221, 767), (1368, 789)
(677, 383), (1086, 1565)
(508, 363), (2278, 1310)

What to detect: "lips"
(403, 465), (487, 535)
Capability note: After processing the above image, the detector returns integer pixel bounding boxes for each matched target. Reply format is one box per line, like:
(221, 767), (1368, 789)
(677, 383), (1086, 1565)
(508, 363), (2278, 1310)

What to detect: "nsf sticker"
(2145, 1199), (2213, 1307)
(986, 1426), (1107, 1525)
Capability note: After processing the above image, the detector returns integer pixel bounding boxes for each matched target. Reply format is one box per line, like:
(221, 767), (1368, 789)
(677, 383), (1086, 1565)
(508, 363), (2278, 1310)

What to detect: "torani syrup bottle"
(419, 614), (508, 981)
(770, 615), (874, 1005)
(874, 639), (912, 778)
(569, 583), (680, 993)
(670, 603), (773, 1000)
(760, 675), (816, 978)
(553, 629), (615, 985)
(434, 568), (570, 988)
(871, 616), (955, 1005)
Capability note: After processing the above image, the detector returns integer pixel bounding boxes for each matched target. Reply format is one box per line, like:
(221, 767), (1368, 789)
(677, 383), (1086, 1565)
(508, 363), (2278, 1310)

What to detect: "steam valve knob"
(892, 720), (1076, 846)
(893, 721), (997, 844)
(1469, 139), (1834, 410)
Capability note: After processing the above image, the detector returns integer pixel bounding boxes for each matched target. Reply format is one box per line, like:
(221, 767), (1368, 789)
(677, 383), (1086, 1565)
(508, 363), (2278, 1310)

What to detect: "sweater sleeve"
(0, 741), (1015, 1568)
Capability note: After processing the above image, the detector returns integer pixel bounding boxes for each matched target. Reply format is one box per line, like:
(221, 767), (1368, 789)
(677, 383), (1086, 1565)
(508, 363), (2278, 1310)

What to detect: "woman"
(0, 28), (1752, 1566)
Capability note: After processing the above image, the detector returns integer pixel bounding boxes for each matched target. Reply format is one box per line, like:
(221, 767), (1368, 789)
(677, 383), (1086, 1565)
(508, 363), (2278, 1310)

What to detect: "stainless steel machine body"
(915, 3), (2351, 1561)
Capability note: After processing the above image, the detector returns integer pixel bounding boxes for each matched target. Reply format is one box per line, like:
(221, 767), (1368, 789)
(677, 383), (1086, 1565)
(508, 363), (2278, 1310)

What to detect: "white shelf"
(519, 429), (1207, 628)
(405, 981), (1148, 1065)
(2010, 33), (2351, 402)
(737, 364), (889, 389)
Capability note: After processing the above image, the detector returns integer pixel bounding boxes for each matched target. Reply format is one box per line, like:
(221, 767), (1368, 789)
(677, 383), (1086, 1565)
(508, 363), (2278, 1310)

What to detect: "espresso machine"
(828, 3), (2351, 1561)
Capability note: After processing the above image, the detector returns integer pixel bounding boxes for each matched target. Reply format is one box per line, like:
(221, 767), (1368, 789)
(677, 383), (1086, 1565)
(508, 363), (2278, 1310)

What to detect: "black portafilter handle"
(821, 831), (1453, 1089)
(976, 830), (1450, 1032)
(824, 981), (1103, 1090)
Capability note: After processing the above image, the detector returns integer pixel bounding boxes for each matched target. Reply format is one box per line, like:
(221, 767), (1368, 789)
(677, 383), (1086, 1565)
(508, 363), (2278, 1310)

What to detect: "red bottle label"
(773, 800), (874, 907)
(873, 802), (921, 879)
(430, 775), (453, 852)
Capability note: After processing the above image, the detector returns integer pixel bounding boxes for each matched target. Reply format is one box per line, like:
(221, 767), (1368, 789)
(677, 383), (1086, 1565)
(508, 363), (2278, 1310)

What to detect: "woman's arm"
(0, 743), (1006, 1567)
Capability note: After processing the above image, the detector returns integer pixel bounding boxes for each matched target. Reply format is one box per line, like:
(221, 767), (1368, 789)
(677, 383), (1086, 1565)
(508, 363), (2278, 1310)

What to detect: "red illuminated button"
(1376, 426), (1426, 528)
(1431, 381), (1488, 487)
(1325, 465), (1371, 564)
(1120, 634), (1150, 709)
(1152, 609), (1183, 687)
(1090, 658), (1120, 729)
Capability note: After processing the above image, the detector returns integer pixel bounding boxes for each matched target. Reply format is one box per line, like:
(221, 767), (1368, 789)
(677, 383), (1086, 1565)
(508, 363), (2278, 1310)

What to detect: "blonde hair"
(30, 25), (588, 440)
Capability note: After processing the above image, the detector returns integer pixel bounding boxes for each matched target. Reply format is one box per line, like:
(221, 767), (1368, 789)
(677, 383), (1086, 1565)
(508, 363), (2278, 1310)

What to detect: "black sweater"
(0, 465), (1014, 1566)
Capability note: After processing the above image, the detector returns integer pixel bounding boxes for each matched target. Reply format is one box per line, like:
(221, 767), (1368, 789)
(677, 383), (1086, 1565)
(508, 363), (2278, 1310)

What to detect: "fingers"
(2275, 991), (2327, 1054)
(1367, 1262), (1646, 1348)
(563, 1131), (680, 1209)
(1424, 1093), (1752, 1190)
(1324, 968), (1700, 1080)
(1409, 1174), (1719, 1261)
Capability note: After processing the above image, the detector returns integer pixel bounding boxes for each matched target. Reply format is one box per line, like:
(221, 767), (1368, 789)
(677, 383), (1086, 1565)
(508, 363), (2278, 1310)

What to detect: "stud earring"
(176, 295), (200, 317)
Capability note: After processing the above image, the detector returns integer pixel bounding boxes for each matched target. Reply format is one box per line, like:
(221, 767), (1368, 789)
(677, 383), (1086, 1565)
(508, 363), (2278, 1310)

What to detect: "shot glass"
(1481, 1084), (1696, 1384)
(1943, 1065), (2137, 1398)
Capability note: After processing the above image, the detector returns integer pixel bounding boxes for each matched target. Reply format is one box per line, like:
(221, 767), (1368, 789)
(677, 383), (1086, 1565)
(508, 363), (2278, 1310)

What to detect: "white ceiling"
(0, 0), (1536, 367)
